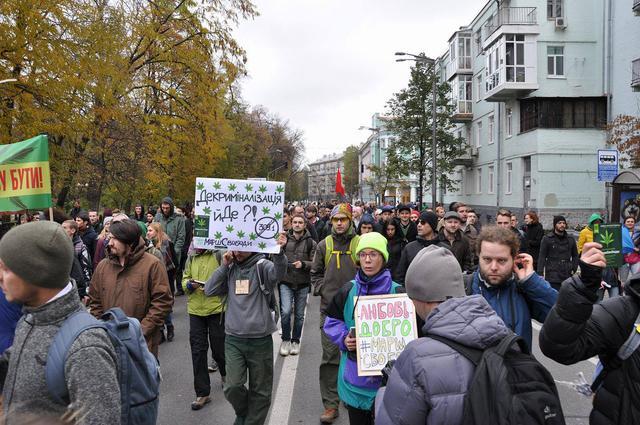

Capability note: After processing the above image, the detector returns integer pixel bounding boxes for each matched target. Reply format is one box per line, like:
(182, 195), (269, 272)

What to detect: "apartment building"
(440, 0), (613, 227)
(307, 153), (344, 202)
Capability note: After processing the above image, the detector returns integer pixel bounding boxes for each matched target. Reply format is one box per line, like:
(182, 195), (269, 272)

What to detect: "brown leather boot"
(320, 408), (339, 424)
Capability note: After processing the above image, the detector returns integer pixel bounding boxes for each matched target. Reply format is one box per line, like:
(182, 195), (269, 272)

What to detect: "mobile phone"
(192, 279), (205, 286)
(348, 327), (356, 338)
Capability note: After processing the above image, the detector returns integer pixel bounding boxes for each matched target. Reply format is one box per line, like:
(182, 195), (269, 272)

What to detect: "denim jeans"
(278, 284), (309, 343)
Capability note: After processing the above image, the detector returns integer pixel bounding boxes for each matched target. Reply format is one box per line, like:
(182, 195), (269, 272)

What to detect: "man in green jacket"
(155, 196), (186, 295)
(310, 203), (359, 423)
(183, 247), (226, 411)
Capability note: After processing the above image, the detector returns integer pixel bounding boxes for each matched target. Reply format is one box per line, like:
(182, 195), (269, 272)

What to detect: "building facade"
(439, 0), (616, 228)
(307, 154), (344, 202)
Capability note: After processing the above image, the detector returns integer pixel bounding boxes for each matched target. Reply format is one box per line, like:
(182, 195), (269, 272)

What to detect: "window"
(506, 107), (513, 137)
(475, 121), (483, 147)
(456, 75), (473, 113)
(488, 165), (495, 194)
(474, 29), (482, 56)
(488, 115), (495, 144)
(547, 46), (564, 77)
(506, 162), (513, 194)
(477, 168), (482, 194)
(520, 97), (607, 132)
(505, 34), (526, 83)
(548, 0), (563, 18)
(476, 74), (483, 102)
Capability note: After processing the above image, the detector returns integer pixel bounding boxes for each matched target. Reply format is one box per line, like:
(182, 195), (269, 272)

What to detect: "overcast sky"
(234, 0), (483, 164)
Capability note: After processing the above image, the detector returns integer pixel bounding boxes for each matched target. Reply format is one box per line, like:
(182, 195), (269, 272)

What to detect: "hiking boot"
(190, 396), (211, 411)
(208, 360), (219, 373)
(320, 408), (339, 423)
(289, 342), (300, 355)
(279, 341), (291, 356)
(166, 325), (175, 342)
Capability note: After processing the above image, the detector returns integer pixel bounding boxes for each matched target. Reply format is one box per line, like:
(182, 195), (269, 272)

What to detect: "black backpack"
(428, 333), (566, 425)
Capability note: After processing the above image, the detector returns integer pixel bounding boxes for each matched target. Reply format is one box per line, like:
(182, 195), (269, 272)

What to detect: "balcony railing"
(446, 56), (472, 80)
(632, 59), (640, 87)
(634, 0), (640, 12)
(484, 7), (537, 40)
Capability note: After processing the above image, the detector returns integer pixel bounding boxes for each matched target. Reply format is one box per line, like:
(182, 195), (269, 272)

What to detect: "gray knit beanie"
(405, 245), (465, 302)
(0, 221), (73, 289)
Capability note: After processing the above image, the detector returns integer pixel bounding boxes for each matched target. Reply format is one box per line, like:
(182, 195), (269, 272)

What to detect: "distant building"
(307, 154), (344, 202)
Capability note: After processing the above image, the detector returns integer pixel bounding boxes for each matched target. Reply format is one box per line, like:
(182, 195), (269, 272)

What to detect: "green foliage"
(342, 145), (360, 199)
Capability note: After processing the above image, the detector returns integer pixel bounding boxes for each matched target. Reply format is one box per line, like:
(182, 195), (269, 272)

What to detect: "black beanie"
(553, 215), (566, 227)
(419, 211), (439, 233)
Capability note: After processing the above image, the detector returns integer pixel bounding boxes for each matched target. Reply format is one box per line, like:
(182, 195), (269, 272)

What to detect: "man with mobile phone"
(469, 226), (558, 350)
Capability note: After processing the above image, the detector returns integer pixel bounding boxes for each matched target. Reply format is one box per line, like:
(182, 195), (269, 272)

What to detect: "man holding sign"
(323, 232), (404, 425)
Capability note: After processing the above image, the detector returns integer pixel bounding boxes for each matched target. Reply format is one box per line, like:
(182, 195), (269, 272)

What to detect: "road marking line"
(267, 294), (310, 425)
(531, 321), (598, 365)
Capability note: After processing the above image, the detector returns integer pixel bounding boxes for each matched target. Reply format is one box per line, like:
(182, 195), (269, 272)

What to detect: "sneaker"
(320, 408), (339, 423)
(208, 360), (218, 373)
(279, 341), (291, 356)
(289, 342), (300, 355)
(190, 396), (211, 411)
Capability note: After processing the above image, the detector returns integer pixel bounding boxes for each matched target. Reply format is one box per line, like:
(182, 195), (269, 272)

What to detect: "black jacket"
(539, 264), (640, 425)
(523, 222), (544, 263)
(438, 229), (474, 273)
(396, 219), (417, 244)
(310, 218), (327, 242)
(537, 231), (578, 284)
(386, 237), (404, 280)
(393, 237), (444, 284)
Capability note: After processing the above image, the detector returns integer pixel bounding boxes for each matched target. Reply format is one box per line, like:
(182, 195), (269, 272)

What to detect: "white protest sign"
(354, 293), (418, 376)
(193, 178), (285, 253)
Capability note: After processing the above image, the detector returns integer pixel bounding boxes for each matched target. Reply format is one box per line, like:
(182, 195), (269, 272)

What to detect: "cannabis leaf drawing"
(196, 218), (207, 227)
(196, 182), (204, 190)
(258, 184), (267, 193)
(600, 230), (615, 248)
(274, 212), (282, 220)
(276, 185), (284, 193)
(237, 230), (245, 238)
(249, 232), (257, 241)
(258, 242), (267, 250)
(245, 183), (253, 192)
(203, 207), (211, 215)
(228, 183), (237, 191)
(262, 206), (270, 215)
(214, 231), (223, 239)
(213, 182), (221, 190)
(226, 225), (234, 233)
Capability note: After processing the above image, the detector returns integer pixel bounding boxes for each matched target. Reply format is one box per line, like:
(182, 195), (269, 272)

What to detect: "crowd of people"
(0, 196), (639, 425)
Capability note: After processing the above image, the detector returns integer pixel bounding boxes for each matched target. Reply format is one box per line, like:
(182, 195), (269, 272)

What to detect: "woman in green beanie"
(322, 232), (402, 425)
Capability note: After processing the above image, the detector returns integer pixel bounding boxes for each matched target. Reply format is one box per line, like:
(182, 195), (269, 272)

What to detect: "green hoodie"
(182, 250), (225, 316)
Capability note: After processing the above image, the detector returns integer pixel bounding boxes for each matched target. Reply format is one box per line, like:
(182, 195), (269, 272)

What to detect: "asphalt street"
(158, 293), (594, 425)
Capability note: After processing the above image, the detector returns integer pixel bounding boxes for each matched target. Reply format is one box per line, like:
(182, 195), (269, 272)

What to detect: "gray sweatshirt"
(205, 252), (287, 338)
(0, 284), (121, 425)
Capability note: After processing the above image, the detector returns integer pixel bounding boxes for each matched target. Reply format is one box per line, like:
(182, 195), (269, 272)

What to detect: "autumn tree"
(609, 114), (640, 168)
(342, 145), (359, 200)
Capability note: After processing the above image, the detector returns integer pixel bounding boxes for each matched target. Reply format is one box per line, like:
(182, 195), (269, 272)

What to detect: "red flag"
(335, 169), (346, 197)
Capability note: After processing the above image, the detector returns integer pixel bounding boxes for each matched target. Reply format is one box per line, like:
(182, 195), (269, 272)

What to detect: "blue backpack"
(46, 308), (161, 425)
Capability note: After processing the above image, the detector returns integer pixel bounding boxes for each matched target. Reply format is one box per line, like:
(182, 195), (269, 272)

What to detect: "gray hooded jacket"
(375, 295), (509, 425)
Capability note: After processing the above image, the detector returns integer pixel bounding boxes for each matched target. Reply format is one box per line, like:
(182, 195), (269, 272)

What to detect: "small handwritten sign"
(193, 178), (285, 253)
(354, 293), (417, 377)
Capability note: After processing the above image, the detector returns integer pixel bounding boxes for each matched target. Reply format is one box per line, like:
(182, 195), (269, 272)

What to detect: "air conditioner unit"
(470, 146), (479, 157)
(555, 17), (567, 30)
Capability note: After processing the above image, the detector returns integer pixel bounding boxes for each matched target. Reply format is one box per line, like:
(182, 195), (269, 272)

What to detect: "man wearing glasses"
(311, 203), (360, 424)
(393, 211), (443, 284)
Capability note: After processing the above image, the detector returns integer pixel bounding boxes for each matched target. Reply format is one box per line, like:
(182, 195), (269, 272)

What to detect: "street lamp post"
(395, 52), (438, 210)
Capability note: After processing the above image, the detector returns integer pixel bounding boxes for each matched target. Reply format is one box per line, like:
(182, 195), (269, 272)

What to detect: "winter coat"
(386, 237), (403, 280)
(182, 250), (225, 317)
(0, 291), (21, 355)
(72, 234), (92, 283)
(282, 229), (317, 289)
(375, 295), (510, 425)
(537, 231), (579, 284)
(310, 224), (360, 310)
(154, 197), (186, 264)
(70, 256), (88, 299)
(0, 284), (120, 425)
(523, 222), (544, 264)
(396, 220), (417, 244)
(323, 269), (400, 410)
(512, 227), (529, 254)
(310, 218), (328, 242)
(79, 226), (98, 262)
(470, 270), (557, 349)
(539, 264), (640, 425)
(578, 226), (594, 254)
(88, 238), (172, 356)
(392, 237), (445, 284)
(438, 229), (474, 272)
(205, 252), (287, 338)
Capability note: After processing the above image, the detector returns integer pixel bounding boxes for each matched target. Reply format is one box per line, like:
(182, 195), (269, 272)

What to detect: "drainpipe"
(603, 0), (613, 217)
(496, 102), (502, 208)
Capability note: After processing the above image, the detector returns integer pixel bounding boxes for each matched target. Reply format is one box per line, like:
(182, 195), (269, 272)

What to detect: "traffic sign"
(597, 149), (618, 182)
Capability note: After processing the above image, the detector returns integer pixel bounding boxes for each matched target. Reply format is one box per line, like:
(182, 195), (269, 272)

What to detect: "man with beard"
(393, 211), (442, 283)
(88, 210), (102, 234)
(470, 226), (557, 349)
(155, 197), (186, 295)
(437, 211), (474, 273)
(306, 204), (328, 242)
(537, 215), (579, 291)
(75, 211), (98, 262)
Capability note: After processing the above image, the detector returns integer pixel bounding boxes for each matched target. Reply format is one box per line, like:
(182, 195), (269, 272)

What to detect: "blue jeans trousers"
(278, 284), (309, 343)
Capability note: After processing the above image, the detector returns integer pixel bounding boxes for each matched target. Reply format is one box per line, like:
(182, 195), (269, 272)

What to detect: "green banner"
(594, 223), (623, 267)
(0, 135), (52, 213)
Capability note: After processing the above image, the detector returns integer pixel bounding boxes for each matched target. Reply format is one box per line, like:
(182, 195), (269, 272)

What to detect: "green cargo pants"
(319, 313), (340, 409)
(224, 335), (273, 425)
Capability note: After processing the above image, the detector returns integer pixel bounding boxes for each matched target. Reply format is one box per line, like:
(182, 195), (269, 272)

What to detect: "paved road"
(158, 294), (594, 425)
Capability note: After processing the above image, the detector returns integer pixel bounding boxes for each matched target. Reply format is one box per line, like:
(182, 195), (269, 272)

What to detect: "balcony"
(634, 0), (640, 15)
(453, 144), (473, 167)
(452, 100), (473, 122)
(446, 32), (473, 80)
(484, 34), (538, 101)
(483, 7), (538, 48)
(446, 56), (473, 81)
(633, 59), (640, 89)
